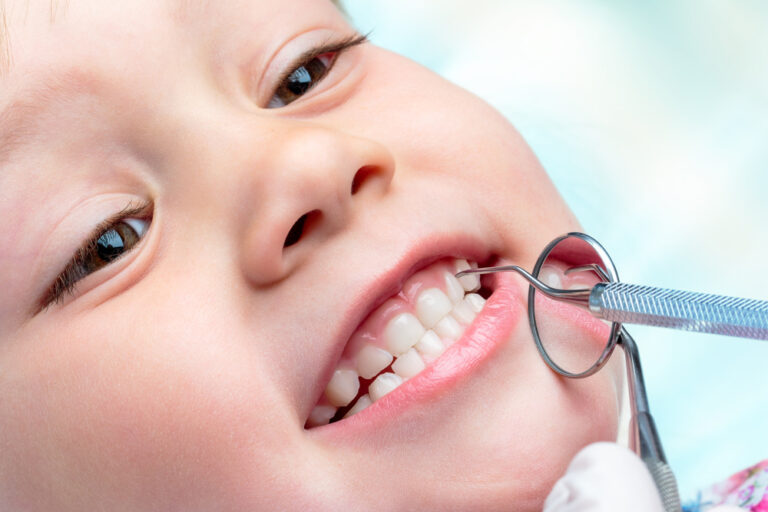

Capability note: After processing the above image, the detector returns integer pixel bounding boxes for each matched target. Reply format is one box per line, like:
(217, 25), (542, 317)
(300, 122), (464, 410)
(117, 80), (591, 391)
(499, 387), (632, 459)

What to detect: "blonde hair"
(0, 3), (8, 75)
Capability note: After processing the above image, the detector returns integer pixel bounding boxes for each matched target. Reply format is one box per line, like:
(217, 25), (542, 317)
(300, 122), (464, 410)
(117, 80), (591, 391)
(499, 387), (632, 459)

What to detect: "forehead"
(0, 0), (345, 162)
(0, 0), (342, 81)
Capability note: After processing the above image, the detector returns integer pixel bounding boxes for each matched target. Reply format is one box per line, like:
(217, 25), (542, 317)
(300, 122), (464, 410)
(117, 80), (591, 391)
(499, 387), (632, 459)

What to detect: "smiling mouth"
(305, 258), (494, 428)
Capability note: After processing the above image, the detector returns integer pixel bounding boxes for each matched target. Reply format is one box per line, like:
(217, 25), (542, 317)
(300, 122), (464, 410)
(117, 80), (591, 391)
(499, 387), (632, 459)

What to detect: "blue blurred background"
(343, 0), (768, 498)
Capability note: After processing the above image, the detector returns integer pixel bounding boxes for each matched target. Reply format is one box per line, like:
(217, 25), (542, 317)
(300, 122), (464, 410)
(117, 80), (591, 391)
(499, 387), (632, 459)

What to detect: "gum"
(340, 258), (463, 362)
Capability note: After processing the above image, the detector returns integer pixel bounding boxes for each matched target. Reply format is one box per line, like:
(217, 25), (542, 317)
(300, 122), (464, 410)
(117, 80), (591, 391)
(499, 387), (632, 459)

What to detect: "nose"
(239, 121), (394, 286)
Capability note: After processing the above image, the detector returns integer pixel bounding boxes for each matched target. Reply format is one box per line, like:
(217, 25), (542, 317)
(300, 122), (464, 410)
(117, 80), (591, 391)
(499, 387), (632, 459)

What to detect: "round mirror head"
(528, 233), (621, 377)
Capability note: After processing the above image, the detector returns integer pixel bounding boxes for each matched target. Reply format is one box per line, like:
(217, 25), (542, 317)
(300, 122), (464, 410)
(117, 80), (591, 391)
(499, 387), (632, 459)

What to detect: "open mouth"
(305, 257), (494, 428)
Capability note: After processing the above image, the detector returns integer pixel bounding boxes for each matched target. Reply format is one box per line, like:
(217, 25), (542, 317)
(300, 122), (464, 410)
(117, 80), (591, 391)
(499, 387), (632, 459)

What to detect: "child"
(0, 0), (654, 509)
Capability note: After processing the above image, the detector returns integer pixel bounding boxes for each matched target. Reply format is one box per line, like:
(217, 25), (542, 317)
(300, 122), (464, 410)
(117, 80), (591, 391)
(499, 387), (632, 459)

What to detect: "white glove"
(543, 442), (742, 512)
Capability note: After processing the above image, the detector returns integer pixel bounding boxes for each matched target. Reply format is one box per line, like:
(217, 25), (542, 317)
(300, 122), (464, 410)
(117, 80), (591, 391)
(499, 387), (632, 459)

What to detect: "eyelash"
(268, 32), (369, 107)
(39, 200), (154, 313)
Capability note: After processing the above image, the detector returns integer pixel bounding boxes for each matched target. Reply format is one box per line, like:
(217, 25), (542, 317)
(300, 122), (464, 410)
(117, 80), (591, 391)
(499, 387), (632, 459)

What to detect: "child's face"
(0, 0), (621, 509)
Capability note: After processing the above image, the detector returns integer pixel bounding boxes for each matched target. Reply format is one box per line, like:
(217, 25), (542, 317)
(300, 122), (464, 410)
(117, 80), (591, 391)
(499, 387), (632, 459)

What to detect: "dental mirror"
(528, 233), (622, 377)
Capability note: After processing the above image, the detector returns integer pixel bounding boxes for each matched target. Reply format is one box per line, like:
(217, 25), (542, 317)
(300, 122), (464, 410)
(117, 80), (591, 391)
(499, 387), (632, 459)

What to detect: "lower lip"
(308, 267), (526, 437)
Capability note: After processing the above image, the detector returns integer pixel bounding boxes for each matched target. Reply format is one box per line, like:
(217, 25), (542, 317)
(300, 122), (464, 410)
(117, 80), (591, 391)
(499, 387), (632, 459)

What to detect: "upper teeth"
(307, 259), (488, 428)
(450, 298), (477, 325)
(356, 345), (394, 379)
(415, 288), (453, 328)
(324, 369), (360, 407)
(444, 271), (466, 304)
(384, 313), (427, 357)
(539, 266), (563, 289)
(454, 259), (480, 292)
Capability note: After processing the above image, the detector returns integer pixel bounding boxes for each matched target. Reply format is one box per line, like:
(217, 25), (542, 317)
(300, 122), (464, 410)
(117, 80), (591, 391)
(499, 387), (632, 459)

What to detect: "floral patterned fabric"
(683, 461), (768, 511)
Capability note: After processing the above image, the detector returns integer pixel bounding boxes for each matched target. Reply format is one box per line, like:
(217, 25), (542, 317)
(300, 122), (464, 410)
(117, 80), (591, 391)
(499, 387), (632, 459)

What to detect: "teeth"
(443, 271), (465, 304)
(565, 280), (592, 290)
(324, 369), (360, 407)
(539, 265), (563, 289)
(356, 344), (394, 379)
(384, 313), (426, 356)
(415, 288), (453, 328)
(433, 315), (463, 341)
(414, 329), (446, 359)
(307, 405), (337, 428)
(455, 260), (480, 292)
(344, 394), (372, 418)
(311, 259), (493, 427)
(369, 373), (404, 402)
(450, 298), (477, 325)
(391, 348), (426, 379)
(465, 293), (486, 313)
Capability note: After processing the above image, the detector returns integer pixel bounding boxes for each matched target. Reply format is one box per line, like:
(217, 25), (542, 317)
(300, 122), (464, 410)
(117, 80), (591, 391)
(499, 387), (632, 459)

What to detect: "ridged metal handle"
(591, 282), (768, 340)
(645, 459), (682, 512)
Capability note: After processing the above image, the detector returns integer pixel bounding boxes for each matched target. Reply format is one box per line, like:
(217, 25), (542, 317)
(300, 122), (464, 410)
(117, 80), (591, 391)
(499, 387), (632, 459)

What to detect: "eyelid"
(36, 199), (154, 314)
(258, 30), (369, 107)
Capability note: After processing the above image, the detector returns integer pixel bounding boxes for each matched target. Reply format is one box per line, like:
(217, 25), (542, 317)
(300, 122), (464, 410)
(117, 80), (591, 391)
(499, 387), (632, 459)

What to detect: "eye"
(268, 52), (335, 108)
(39, 200), (153, 312)
(267, 33), (368, 109)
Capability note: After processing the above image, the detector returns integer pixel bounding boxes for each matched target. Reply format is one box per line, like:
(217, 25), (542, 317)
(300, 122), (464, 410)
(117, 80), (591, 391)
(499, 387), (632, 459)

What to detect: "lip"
(306, 257), (526, 437)
(302, 234), (496, 422)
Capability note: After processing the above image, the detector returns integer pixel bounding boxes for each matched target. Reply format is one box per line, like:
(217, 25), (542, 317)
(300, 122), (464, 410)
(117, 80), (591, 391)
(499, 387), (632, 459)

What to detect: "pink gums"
(341, 259), (463, 361)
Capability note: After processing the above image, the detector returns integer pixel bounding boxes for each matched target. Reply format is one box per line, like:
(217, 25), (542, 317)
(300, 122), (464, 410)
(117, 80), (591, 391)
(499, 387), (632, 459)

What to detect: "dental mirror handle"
(456, 265), (768, 339)
(590, 282), (768, 340)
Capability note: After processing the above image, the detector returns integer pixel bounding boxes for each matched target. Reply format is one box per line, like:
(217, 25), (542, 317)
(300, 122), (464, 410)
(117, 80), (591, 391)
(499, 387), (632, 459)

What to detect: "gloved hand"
(543, 442), (742, 512)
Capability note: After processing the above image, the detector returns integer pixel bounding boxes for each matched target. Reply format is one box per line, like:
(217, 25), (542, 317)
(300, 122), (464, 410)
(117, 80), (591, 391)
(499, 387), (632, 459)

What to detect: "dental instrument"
(457, 232), (767, 512)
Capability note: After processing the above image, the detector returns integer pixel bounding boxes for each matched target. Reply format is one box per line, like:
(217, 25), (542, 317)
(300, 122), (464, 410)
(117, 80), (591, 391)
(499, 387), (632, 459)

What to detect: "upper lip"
(303, 232), (496, 422)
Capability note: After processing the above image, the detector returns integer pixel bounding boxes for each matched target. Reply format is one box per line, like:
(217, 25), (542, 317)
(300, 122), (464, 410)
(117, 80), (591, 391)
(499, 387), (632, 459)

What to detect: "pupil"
(287, 66), (312, 95)
(96, 229), (125, 262)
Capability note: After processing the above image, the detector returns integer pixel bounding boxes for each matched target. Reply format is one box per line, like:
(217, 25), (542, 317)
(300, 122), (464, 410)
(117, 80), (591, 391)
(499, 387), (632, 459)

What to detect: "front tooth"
(455, 260), (480, 292)
(307, 405), (337, 427)
(384, 313), (426, 356)
(324, 369), (360, 407)
(433, 315), (463, 341)
(356, 344), (394, 379)
(444, 271), (465, 304)
(465, 293), (486, 313)
(415, 288), (453, 328)
(344, 394), (373, 418)
(539, 266), (563, 289)
(369, 373), (404, 402)
(451, 299), (477, 325)
(392, 348), (426, 379)
(414, 329), (446, 359)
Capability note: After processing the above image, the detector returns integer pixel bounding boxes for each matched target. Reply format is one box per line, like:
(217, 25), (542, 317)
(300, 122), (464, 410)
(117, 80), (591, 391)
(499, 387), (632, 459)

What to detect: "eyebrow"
(0, 0), (221, 165)
(171, 0), (212, 23)
(0, 0), (200, 76)
(0, 67), (104, 166)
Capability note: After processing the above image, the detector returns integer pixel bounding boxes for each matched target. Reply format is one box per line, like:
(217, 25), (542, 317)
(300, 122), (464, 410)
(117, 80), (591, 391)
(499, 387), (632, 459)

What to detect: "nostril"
(283, 210), (321, 248)
(351, 165), (379, 195)
(284, 214), (309, 248)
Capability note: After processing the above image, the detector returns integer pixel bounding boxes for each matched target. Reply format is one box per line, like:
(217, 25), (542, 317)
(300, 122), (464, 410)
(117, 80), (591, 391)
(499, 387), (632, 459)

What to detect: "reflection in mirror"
(530, 235), (616, 376)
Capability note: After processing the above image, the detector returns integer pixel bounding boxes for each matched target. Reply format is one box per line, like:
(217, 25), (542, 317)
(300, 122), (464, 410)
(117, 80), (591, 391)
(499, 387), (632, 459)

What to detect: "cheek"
(347, 50), (579, 253)
(0, 306), (297, 508)
(483, 340), (620, 503)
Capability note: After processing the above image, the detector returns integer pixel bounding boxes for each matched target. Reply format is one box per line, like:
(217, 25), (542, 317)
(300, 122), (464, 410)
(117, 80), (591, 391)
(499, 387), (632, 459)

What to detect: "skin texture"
(0, 0), (621, 510)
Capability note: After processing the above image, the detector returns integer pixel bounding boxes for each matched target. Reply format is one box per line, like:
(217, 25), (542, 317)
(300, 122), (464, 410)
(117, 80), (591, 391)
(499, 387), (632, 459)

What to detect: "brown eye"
(268, 52), (336, 108)
(41, 214), (150, 312)
(85, 221), (143, 270)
